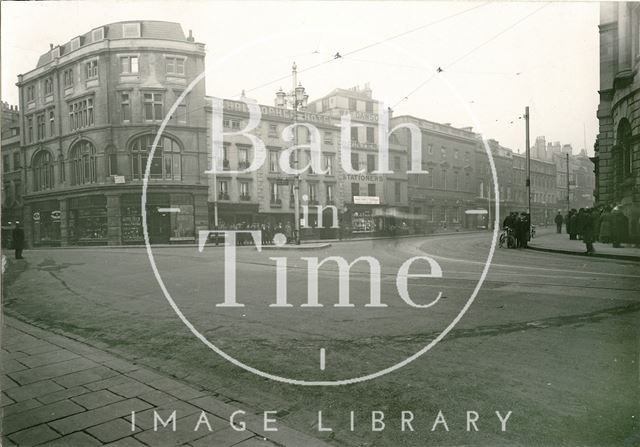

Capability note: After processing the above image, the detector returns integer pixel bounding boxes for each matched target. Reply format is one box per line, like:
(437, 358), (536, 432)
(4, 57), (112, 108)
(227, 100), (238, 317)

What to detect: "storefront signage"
(353, 196), (380, 205)
(341, 174), (385, 182)
(33, 212), (40, 221)
(113, 175), (126, 184)
(51, 210), (61, 220)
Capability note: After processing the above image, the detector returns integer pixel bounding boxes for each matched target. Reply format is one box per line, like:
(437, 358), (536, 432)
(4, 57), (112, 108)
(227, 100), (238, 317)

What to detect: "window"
(454, 149), (459, 160)
(223, 119), (230, 128)
(222, 144), (230, 169)
(85, 60), (98, 79)
(70, 37), (81, 51)
(63, 69), (74, 88)
(366, 127), (375, 143)
(350, 127), (358, 142)
(351, 153), (359, 170)
(92, 27), (104, 42)
(121, 93), (131, 122)
(366, 101), (374, 113)
(268, 124), (278, 137)
(326, 184), (334, 203)
(26, 85), (35, 102)
(49, 110), (55, 136)
(395, 181), (401, 202)
(453, 171), (460, 190)
(239, 181), (250, 200)
(308, 183), (318, 204)
(69, 97), (94, 131)
(238, 146), (249, 169)
(348, 98), (357, 110)
(130, 134), (182, 180)
(351, 183), (360, 199)
(367, 154), (376, 173)
(173, 93), (187, 123)
(69, 140), (97, 185)
(44, 78), (53, 95)
(442, 169), (447, 189)
(27, 116), (33, 143)
(13, 152), (21, 169)
(394, 156), (401, 171)
(32, 150), (54, 191)
(367, 183), (376, 197)
(269, 151), (279, 172)
(428, 144), (433, 155)
(36, 114), (46, 140)
(143, 93), (163, 121)
(231, 120), (240, 130)
(122, 22), (141, 38)
(440, 146), (446, 159)
(3, 155), (9, 173)
(324, 154), (334, 175)
(270, 182), (280, 203)
(218, 180), (229, 200)
(324, 131), (333, 145)
(120, 56), (139, 74)
(166, 57), (185, 75)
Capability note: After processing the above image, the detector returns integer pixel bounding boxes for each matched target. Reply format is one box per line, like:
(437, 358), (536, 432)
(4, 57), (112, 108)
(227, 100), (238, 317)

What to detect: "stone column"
(22, 203), (32, 249)
(106, 194), (121, 246)
(618, 3), (632, 77)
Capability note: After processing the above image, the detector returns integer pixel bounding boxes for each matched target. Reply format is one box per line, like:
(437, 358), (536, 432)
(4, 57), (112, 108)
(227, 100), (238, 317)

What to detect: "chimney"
(50, 43), (54, 50)
(187, 29), (194, 42)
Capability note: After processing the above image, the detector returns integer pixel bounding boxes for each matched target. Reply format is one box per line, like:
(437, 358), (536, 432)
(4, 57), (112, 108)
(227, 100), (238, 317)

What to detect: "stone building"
(16, 21), (209, 246)
(596, 2), (640, 240)
(1, 102), (23, 236)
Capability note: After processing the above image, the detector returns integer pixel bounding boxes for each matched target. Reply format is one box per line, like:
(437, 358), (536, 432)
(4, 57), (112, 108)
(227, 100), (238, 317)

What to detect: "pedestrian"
(565, 210), (571, 235)
(12, 221), (25, 260)
(576, 208), (586, 240)
(611, 207), (628, 248)
(569, 209), (578, 240)
(554, 211), (563, 234)
(583, 208), (596, 255)
(599, 206), (612, 243)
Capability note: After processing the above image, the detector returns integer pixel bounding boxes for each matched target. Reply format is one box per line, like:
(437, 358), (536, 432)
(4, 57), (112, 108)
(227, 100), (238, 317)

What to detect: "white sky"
(1, 1), (600, 155)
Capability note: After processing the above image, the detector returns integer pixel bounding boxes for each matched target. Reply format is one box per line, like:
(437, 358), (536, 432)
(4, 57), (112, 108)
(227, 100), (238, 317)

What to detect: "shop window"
(70, 140), (97, 185)
(31, 200), (61, 246)
(367, 183), (376, 197)
(351, 153), (359, 170)
(367, 155), (375, 173)
(326, 184), (334, 203)
(395, 181), (401, 202)
(130, 134), (182, 180)
(68, 195), (107, 244)
(32, 150), (54, 191)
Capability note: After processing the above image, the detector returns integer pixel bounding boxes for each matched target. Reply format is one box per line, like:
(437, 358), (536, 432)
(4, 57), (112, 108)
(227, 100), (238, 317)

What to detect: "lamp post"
(275, 63), (308, 244)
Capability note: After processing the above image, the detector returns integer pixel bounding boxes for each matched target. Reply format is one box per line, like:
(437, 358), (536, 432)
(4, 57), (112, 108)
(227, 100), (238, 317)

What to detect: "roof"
(36, 21), (188, 68)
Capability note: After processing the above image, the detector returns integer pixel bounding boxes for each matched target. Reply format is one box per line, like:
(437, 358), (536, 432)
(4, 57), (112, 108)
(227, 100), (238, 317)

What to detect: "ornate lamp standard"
(275, 63), (308, 244)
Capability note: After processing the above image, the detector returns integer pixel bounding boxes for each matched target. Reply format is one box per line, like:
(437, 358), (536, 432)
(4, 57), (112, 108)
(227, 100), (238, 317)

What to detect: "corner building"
(596, 2), (640, 240)
(17, 21), (209, 246)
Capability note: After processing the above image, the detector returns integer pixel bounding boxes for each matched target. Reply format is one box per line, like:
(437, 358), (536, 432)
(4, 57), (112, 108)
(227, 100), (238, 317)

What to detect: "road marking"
(157, 208), (181, 213)
(320, 348), (326, 371)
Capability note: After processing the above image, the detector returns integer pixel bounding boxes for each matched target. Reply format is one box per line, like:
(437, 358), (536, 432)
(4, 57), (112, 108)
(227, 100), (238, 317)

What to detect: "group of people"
(502, 212), (532, 249)
(556, 206), (629, 254)
(209, 221), (294, 246)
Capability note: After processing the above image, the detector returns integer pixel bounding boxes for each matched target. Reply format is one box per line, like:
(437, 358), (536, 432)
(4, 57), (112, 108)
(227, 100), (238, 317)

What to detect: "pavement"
(1, 316), (332, 447)
(528, 230), (640, 261)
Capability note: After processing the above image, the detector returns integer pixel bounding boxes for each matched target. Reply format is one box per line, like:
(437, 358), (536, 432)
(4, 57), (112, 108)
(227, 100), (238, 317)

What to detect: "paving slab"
(4, 378), (64, 402)
(7, 424), (61, 446)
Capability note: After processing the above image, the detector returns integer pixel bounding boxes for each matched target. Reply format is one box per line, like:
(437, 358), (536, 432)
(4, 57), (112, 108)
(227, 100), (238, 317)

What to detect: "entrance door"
(147, 206), (170, 244)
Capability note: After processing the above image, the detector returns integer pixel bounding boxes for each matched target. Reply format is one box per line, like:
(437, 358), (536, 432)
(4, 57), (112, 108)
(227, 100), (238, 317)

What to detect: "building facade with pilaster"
(16, 21), (209, 246)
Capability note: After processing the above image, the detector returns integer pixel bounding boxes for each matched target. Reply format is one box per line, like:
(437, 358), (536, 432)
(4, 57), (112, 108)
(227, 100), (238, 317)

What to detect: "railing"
(218, 193), (230, 200)
(240, 194), (251, 201)
(270, 198), (282, 208)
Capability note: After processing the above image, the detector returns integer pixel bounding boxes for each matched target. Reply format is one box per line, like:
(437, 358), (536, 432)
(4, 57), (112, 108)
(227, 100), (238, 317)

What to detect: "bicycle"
(499, 227), (517, 248)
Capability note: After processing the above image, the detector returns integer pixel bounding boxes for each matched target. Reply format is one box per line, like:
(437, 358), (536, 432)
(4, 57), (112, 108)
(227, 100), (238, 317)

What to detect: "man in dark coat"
(569, 209), (578, 240)
(12, 222), (25, 259)
(582, 208), (596, 254)
(554, 212), (563, 233)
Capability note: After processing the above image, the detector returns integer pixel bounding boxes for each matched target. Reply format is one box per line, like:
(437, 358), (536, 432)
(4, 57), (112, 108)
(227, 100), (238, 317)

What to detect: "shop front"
(121, 193), (196, 245)
(30, 200), (61, 247)
(68, 195), (108, 245)
(209, 202), (260, 229)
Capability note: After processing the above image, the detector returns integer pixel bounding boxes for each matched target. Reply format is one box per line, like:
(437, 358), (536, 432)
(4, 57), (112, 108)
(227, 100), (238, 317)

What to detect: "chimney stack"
(49, 43), (54, 50)
(187, 30), (194, 42)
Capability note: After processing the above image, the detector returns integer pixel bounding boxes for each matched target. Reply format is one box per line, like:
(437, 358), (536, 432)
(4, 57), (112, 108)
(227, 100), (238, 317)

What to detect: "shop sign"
(51, 210), (61, 220)
(353, 196), (380, 205)
(465, 209), (488, 215)
(33, 212), (40, 221)
(113, 175), (126, 184)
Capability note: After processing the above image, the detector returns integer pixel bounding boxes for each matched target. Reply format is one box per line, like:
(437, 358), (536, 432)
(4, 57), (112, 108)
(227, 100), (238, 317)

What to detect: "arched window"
(616, 119), (632, 179)
(130, 134), (181, 180)
(33, 150), (54, 191)
(69, 140), (97, 185)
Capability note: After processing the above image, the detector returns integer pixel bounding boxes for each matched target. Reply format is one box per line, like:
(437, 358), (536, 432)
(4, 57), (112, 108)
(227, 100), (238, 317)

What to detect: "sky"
(1, 1), (600, 155)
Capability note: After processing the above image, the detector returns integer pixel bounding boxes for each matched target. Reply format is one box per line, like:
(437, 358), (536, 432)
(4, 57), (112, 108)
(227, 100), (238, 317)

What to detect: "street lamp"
(275, 62), (308, 244)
